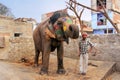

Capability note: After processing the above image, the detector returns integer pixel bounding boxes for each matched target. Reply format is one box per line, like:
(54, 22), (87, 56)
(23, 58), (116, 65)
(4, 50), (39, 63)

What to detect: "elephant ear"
(49, 12), (60, 25)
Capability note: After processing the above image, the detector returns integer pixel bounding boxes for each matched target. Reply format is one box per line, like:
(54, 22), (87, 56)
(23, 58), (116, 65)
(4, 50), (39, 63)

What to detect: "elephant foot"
(57, 69), (66, 74)
(39, 68), (48, 75)
(39, 71), (48, 75)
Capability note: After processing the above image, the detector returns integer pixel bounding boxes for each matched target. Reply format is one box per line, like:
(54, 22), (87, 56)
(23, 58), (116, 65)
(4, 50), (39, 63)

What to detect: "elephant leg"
(34, 49), (40, 67)
(57, 42), (66, 74)
(40, 40), (51, 75)
(40, 52), (50, 75)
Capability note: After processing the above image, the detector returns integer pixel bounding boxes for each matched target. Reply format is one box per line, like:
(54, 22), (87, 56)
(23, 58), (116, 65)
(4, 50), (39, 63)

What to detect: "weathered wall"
(89, 34), (120, 71)
(8, 37), (35, 62)
(0, 16), (33, 37)
(63, 34), (120, 71)
(0, 36), (10, 59)
(0, 32), (120, 71)
(0, 16), (34, 61)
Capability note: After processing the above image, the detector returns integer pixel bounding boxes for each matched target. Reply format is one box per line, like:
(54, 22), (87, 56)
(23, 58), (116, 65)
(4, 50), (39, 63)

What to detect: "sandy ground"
(0, 55), (116, 80)
(106, 72), (120, 80)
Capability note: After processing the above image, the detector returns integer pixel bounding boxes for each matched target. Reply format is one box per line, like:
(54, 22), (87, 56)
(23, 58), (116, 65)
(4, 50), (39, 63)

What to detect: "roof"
(80, 24), (93, 32)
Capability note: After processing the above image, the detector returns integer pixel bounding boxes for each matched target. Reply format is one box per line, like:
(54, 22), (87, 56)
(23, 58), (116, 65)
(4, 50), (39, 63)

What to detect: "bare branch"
(110, 9), (120, 14)
(98, 0), (120, 33)
(79, 8), (84, 20)
(71, 0), (120, 33)
(71, 0), (103, 13)
(79, 8), (85, 33)
(66, 0), (85, 33)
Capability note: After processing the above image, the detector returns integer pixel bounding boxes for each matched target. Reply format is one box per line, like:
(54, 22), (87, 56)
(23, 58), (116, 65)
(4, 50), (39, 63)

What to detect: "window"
(14, 33), (22, 37)
(97, 0), (106, 10)
(97, 13), (106, 25)
(104, 29), (113, 34)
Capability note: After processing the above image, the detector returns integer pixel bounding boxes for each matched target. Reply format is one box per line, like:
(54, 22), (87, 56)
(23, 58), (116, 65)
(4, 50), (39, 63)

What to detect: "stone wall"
(89, 34), (120, 71)
(0, 33), (120, 71)
(0, 36), (10, 59)
(8, 37), (35, 62)
(0, 16), (34, 61)
(63, 34), (120, 71)
(0, 16), (33, 37)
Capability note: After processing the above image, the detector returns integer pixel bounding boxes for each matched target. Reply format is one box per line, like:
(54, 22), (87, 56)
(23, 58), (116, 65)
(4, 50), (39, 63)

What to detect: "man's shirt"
(79, 38), (94, 54)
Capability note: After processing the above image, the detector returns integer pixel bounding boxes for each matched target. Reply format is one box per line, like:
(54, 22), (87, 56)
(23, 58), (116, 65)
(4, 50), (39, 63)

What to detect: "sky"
(0, 0), (91, 22)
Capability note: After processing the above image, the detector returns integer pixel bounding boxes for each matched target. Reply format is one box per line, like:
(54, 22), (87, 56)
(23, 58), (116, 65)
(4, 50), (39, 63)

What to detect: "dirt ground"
(106, 72), (120, 80)
(0, 55), (116, 80)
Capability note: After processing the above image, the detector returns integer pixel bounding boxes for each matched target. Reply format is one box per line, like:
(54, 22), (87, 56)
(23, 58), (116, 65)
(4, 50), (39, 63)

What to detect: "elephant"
(33, 10), (79, 75)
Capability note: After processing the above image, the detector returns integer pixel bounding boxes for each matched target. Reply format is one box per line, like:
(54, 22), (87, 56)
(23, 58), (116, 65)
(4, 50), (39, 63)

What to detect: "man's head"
(82, 32), (88, 39)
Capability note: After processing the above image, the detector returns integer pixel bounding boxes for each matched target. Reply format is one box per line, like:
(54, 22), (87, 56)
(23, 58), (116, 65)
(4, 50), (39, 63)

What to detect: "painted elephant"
(33, 10), (79, 75)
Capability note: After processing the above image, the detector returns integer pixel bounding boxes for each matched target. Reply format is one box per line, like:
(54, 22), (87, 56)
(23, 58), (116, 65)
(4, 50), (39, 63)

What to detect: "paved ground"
(0, 55), (115, 80)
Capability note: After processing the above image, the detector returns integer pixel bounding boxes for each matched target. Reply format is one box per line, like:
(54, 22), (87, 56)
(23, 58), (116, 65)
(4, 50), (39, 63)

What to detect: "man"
(78, 32), (94, 75)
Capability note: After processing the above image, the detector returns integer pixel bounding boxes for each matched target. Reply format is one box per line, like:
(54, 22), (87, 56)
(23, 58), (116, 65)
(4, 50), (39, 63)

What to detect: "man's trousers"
(80, 53), (88, 74)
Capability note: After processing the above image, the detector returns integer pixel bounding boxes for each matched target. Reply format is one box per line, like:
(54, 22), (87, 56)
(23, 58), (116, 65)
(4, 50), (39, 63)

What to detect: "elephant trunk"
(65, 24), (79, 39)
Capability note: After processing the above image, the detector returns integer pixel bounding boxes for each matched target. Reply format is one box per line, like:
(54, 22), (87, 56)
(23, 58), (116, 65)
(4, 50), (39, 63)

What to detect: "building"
(0, 15), (34, 60)
(91, 0), (120, 34)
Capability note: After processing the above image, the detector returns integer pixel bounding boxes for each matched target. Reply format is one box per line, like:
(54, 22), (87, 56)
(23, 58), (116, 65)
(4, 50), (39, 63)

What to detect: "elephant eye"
(57, 21), (62, 25)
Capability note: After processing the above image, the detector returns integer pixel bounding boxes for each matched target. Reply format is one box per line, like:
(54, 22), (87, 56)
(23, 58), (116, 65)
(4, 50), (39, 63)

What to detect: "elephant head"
(49, 11), (79, 43)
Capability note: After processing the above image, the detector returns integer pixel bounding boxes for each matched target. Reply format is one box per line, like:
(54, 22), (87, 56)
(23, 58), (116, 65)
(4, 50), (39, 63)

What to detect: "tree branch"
(71, 0), (120, 33)
(71, 0), (103, 13)
(66, 0), (85, 33)
(98, 0), (120, 33)
(110, 9), (120, 15)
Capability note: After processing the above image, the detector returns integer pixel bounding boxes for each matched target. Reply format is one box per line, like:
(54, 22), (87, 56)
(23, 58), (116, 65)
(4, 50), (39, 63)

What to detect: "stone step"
(86, 60), (116, 80)
(0, 55), (116, 80)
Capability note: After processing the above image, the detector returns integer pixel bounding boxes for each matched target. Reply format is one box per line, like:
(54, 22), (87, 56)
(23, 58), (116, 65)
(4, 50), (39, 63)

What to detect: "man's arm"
(88, 40), (94, 53)
(78, 48), (81, 56)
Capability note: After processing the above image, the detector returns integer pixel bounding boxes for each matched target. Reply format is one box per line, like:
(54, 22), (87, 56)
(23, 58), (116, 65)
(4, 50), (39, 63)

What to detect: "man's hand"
(88, 47), (93, 53)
